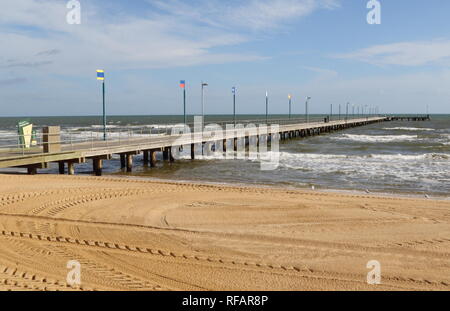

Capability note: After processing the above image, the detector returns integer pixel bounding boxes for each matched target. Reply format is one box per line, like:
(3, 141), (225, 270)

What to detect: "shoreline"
(2, 169), (449, 201)
(108, 173), (450, 201)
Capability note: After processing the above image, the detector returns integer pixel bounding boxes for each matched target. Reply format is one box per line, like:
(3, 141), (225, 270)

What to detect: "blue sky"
(1, 0), (450, 116)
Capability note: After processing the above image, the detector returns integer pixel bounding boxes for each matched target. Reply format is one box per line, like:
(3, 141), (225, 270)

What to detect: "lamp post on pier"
(305, 96), (311, 123)
(232, 87), (237, 125)
(201, 81), (208, 121)
(346, 102), (349, 121)
(288, 94), (292, 119)
(180, 80), (186, 124)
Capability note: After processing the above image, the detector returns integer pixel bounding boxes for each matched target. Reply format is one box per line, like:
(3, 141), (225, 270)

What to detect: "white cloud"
(0, 0), (337, 76)
(152, 0), (339, 32)
(335, 39), (450, 67)
(303, 66), (338, 80)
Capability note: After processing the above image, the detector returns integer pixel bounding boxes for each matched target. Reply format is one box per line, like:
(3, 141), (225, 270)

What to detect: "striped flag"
(96, 70), (105, 81)
(179, 80), (185, 88)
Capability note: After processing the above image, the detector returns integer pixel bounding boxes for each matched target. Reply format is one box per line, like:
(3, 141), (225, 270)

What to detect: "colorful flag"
(97, 70), (105, 81)
(232, 87), (236, 94)
(179, 80), (185, 88)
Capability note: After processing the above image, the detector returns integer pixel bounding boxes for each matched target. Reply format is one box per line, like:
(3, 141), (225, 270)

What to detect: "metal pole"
(338, 104), (341, 120)
(233, 91), (236, 126)
(346, 102), (349, 121)
(288, 96), (292, 119)
(102, 81), (106, 141)
(201, 82), (208, 122)
(183, 87), (186, 125)
(306, 99), (308, 123)
(305, 97), (311, 123)
(265, 92), (269, 124)
(201, 82), (204, 121)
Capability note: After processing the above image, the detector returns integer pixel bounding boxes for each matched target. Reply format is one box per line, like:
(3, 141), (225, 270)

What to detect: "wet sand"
(0, 174), (449, 291)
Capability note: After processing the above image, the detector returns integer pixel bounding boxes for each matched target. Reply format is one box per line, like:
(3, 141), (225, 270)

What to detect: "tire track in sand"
(0, 229), (448, 290)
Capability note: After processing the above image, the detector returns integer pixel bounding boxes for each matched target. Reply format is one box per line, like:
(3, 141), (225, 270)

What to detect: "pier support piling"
(169, 147), (175, 162)
(190, 144), (195, 160)
(93, 158), (103, 176)
(143, 151), (149, 166)
(150, 150), (157, 167)
(163, 148), (169, 161)
(120, 154), (126, 169)
(126, 154), (133, 172)
(67, 162), (75, 175)
(58, 162), (65, 175)
(27, 167), (37, 175)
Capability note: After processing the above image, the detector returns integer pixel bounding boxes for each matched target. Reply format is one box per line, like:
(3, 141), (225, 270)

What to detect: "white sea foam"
(272, 151), (450, 184)
(383, 127), (435, 131)
(276, 152), (449, 163)
(367, 153), (449, 160)
(89, 124), (175, 130)
(334, 134), (418, 143)
(89, 125), (121, 129)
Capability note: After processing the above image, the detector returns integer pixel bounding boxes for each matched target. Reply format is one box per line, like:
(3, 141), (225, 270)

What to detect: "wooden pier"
(0, 116), (416, 175)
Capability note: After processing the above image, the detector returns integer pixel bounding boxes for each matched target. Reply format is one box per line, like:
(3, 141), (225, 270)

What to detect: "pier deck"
(0, 116), (392, 175)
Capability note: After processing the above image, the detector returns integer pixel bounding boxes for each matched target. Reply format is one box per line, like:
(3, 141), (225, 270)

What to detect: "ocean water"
(0, 114), (449, 196)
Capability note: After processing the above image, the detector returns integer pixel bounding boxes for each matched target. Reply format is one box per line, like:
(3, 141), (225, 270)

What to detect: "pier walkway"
(0, 116), (391, 175)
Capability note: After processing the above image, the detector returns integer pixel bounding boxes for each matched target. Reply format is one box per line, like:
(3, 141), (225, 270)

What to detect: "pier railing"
(0, 115), (378, 157)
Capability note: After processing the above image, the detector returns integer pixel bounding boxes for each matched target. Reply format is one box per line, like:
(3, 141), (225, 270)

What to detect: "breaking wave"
(334, 134), (418, 143)
(383, 127), (435, 131)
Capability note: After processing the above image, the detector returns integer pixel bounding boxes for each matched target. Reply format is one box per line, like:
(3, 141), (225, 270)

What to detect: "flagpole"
(102, 81), (106, 141)
(201, 81), (204, 121)
(305, 96), (311, 123)
(288, 95), (292, 120)
(96, 69), (106, 141)
(232, 87), (236, 126)
(180, 80), (186, 125)
(201, 82), (208, 122)
(183, 87), (186, 125)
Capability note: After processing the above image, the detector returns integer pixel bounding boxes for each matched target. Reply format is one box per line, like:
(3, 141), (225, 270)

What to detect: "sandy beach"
(0, 174), (449, 291)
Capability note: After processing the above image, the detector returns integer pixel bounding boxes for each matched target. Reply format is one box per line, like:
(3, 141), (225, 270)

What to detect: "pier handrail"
(0, 116), (383, 158)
